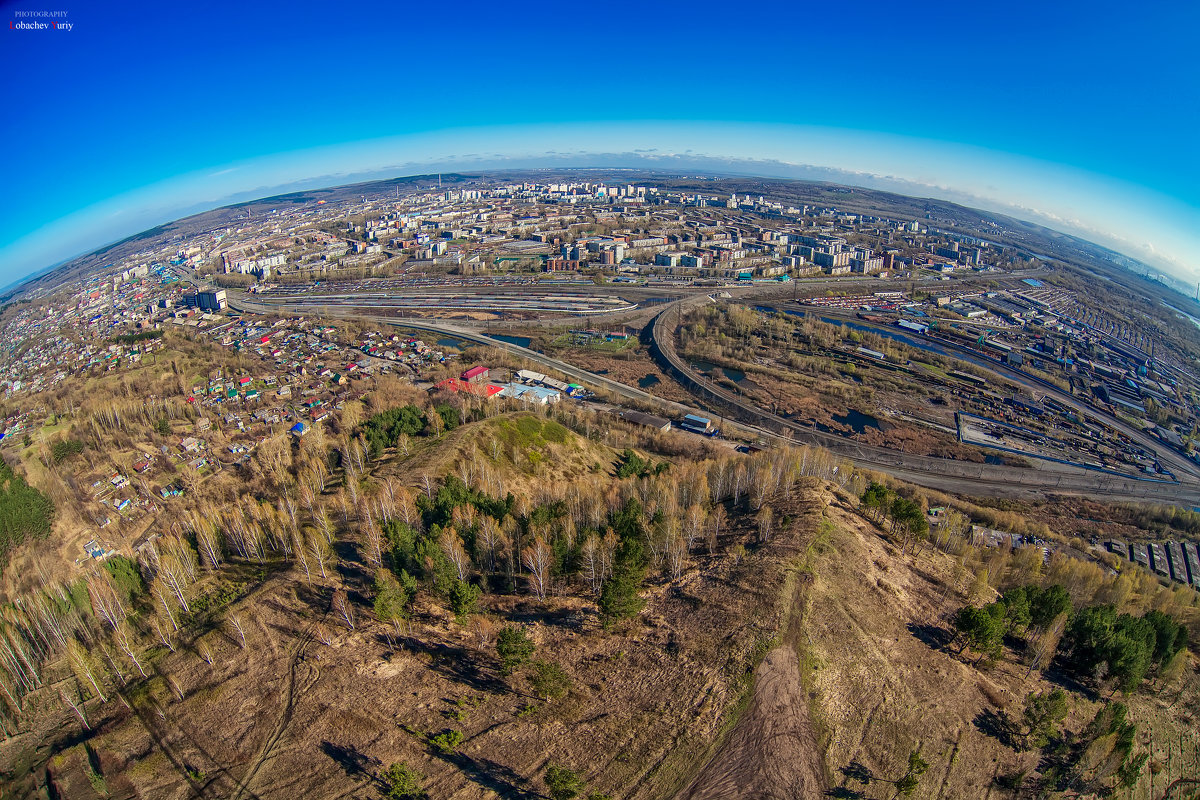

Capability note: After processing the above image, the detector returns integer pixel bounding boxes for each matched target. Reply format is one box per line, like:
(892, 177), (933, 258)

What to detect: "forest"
(0, 457), (55, 570)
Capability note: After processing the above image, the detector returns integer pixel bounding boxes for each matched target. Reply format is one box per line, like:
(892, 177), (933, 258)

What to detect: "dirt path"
(674, 644), (828, 800)
(229, 628), (318, 800)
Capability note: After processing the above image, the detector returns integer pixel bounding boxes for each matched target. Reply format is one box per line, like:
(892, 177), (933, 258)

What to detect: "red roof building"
(435, 378), (503, 398)
(461, 365), (490, 384)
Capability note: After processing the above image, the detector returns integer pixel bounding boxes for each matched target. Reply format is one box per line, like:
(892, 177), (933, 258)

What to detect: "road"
(225, 291), (1200, 504)
(647, 304), (1200, 505)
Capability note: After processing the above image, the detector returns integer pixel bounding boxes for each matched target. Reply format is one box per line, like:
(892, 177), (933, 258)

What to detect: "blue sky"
(2, 0), (1198, 288)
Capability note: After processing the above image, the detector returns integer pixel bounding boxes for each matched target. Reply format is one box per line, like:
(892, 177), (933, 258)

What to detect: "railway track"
(647, 306), (1200, 505)
(228, 292), (1200, 504)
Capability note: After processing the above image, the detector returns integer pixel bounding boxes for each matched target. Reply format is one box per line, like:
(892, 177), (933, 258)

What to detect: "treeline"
(1117, 503), (1200, 538)
(860, 482), (929, 551)
(0, 459), (55, 570)
(109, 330), (163, 346)
(51, 438), (85, 464)
(952, 582), (1188, 694)
(361, 436), (842, 618)
(359, 402), (461, 457)
(0, 412), (857, 740)
(376, 475), (657, 626)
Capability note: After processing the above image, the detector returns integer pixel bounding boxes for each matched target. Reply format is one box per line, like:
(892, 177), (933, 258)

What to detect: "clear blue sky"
(2, 0), (1198, 287)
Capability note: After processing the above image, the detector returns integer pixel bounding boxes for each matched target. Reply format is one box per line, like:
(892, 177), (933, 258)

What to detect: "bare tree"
(477, 515), (501, 575)
(521, 536), (553, 602)
(667, 533), (688, 580)
(707, 505), (727, 556)
(332, 588), (356, 630)
(196, 639), (214, 665)
(196, 525), (223, 570)
(1026, 612), (1069, 677)
(58, 683), (89, 730)
(361, 509), (384, 568)
(152, 614), (176, 652)
(755, 505), (774, 544)
(86, 570), (126, 631)
(228, 613), (248, 649)
(155, 554), (192, 614)
(580, 533), (604, 595)
(99, 642), (127, 686)
(306, 529), (332, 580)
(600, 531), (619, 584)
(731, 462), (747, 508)
(471, 616), (498, 649)
(164, 534), (199, 584)
(66, 640), (107, 703)
(684, 503), (707, 552)
(114, 621), (147, 677)
(441, 528), (471, 582)
(292, 528), (312, 583)
(315, 509), (335, 545)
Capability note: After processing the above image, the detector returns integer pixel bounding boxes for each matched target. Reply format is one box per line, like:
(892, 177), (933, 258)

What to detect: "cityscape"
(2, 2), (1199, 799)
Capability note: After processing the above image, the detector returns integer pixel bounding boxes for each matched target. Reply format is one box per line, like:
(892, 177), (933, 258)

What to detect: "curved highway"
(227, 291), (1200, 504)
(648, 305), (1200, 505)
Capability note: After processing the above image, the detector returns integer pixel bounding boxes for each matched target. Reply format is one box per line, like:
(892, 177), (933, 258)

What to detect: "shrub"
(428, 728), (463, 754)
(381, 762), (424, 799)
(528, 659), (571, 700)
(545, 765), (585, 800)
(496, 625), (535, 675)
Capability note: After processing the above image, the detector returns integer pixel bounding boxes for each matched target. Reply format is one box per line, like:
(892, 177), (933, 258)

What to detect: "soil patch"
(675, 645), (827, 800)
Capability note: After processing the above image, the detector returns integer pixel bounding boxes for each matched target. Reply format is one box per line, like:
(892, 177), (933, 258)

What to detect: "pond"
(832, 409), (881, 434)
(814, 408), (883, 437)
(1162, 300), (1200, 331)
(436, 338), (465, 350)
(690, 359), (746, 383)
(488, 333), (533, 348)
(638, 374), (661, 389)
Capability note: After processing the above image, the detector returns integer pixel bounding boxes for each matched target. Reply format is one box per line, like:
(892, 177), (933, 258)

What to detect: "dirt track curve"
(674, 644), (827, 800)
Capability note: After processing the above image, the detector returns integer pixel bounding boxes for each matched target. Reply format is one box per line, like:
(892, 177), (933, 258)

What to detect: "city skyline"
(2, 0), (1197, 288)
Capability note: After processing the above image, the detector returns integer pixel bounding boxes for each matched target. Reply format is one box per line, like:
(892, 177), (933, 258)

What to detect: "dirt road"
(674, 644), (827, 800)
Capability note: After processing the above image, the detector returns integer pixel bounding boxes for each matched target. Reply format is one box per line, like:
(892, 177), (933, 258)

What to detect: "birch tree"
(666, 533), (688, 580)
(66, 640), (107, 702)
(580, 534), (603, 595)
(333, 588), (356, 630)
(477, 515), (501, 575)
(441, 529), (471, 583)
(86, 571), (126, 631)
(58, 683), (89, 730)
(522, 537), (553, 602)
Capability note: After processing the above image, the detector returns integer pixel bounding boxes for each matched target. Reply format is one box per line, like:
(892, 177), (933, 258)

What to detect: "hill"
(0, 402), (1195, 800)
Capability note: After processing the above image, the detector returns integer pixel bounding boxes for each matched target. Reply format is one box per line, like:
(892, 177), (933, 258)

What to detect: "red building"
(461, 365), (490, 384)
